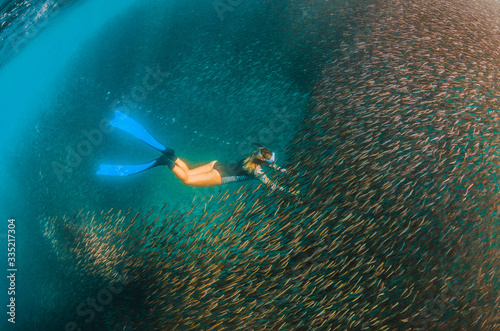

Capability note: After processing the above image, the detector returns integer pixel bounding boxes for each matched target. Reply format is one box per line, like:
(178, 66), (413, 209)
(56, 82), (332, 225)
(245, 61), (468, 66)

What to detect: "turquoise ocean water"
(1, 0), (499, 330)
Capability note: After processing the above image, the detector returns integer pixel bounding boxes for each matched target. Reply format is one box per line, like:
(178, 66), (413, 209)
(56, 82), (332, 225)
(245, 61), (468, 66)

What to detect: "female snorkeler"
(97, 111), (291, 193)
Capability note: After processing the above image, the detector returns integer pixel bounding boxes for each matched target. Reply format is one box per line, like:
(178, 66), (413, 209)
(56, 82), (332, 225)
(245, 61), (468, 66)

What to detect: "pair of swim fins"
(96, 110), (174, 176)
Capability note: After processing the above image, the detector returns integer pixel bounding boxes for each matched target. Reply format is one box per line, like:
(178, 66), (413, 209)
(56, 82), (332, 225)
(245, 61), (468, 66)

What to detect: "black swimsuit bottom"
(213, 160), (254, 184)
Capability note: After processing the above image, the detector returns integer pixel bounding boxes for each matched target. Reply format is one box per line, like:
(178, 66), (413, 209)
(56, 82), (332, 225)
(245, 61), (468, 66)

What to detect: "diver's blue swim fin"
(96, 155), (174, 176)
(110, 110), (173, 155)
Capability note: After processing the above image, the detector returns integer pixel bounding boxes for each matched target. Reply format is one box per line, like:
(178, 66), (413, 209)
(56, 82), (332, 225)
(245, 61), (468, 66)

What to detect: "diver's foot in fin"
(156, 154), (175, 170)
(162, 147), (175, 156)
(160, 148), (177, 162)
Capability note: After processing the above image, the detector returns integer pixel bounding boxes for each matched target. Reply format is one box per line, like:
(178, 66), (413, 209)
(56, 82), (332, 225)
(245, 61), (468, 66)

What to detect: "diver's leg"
(175, 159), (217, 175)
(183, 170), (222, 187)
(188, 161), (217, 175)
(167, 158), (220, 186)
(170, 164), (188, 182)
(174, 158), (190, 172)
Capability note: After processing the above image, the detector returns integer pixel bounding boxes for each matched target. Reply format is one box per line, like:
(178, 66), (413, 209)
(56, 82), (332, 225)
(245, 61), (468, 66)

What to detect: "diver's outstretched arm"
(257, 166), (300, 195)
(256, 167), (285, 192)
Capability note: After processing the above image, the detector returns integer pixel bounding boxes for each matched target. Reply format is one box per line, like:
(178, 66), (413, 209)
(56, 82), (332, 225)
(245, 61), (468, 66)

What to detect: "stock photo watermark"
(6, 1), (68, 55)
(7, 14), (49, 55)
(236, 106), (298, 156)
(6, 218), (16, 324)
(51, 65), (169, 182)
(213, 0), (244, 21)
(65, 273), (131, 331)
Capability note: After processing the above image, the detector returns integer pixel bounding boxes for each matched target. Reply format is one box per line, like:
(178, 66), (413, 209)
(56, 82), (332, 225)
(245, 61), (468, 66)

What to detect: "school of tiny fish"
(42, 0), (500, 329)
